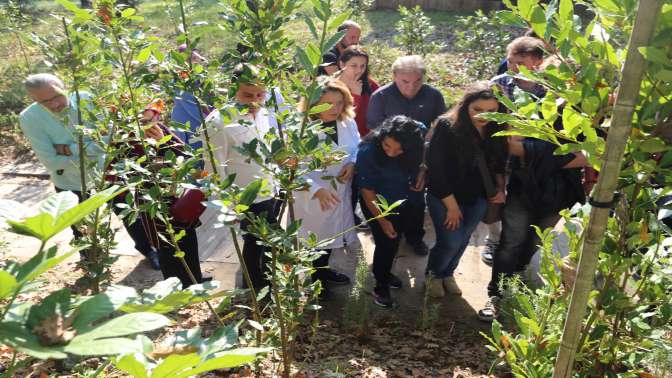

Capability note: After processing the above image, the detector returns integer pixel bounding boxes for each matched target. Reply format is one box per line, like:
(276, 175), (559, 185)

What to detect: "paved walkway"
(0, 162), (495, 327)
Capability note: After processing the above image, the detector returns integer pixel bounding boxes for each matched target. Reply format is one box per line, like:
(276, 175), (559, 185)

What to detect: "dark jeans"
(361, 198), (413, 286)
(156, 225), (202, 288)
(426, 194), (487, 278)
(487, 194), (561, 297)
(403, 191), (426, 245)
(240, 198), (280, 291)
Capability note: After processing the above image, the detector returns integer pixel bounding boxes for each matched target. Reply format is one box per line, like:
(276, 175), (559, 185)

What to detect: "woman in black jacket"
(425, 82), (507, 298)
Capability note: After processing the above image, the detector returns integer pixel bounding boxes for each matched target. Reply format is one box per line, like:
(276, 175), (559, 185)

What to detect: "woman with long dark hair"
(337, 45), (380, 231)
(356, 115), (425, 307)
(337, 45), (379, 138)
(425, 82), (507, 298)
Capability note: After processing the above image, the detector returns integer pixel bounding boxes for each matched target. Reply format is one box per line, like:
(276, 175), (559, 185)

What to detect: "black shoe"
(199, 275), (213, 283)
(389, 273), (402, 289)
(322, 269), (351, 285)
(146, 248), (161, 270)
(373, 285), (394, 308)
(410, 240), (429, 256)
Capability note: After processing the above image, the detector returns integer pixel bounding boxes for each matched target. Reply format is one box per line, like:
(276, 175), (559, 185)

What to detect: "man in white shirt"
(202, 64), (279, 291)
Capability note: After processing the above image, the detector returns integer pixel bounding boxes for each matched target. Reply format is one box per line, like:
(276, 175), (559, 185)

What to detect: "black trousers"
(240, 198), (280, 291)
(361, 198), (413, 287)
(487, 194), (561, 297)
(112, 196), (153, 257)
(155, 225), (202, 288)
(312, 248), (332, 282)
(403, 191), (426, 245)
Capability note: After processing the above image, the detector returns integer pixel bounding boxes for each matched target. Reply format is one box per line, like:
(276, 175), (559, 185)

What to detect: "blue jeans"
(426, 194), (487, 278)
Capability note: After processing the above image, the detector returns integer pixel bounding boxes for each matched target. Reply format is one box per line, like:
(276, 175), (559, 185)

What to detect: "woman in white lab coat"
(294, 78), (361, 298)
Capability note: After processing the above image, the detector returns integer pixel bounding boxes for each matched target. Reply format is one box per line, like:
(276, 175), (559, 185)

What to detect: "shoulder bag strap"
(475, 147), (498, 198)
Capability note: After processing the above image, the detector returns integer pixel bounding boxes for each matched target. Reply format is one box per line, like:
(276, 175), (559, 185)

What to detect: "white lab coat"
(292, 118), (360, 249)
(202, 108), (276, 201)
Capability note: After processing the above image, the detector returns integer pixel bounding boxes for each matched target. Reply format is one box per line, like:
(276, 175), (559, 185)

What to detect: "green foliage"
(394, 5), (443, 57)
(453, 10), (521, 79)
(343, 255), (372, 340)
(480, 1), (672, 374)
(7, 186), (120, 243)
(338, 0), (374, 19)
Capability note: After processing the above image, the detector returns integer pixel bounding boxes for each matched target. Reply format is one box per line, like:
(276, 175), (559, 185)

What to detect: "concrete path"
(0, 163), (495, 327)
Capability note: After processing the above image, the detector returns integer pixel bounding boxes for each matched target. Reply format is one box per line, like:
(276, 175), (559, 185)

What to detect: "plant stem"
(270, 246), (290, 378)
(229, 227), (263, 344)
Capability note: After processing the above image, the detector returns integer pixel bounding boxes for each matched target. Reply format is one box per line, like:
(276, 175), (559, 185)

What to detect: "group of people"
(18, 20), (591, 322)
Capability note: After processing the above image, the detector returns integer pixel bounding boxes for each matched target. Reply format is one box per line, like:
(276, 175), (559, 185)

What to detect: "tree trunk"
(552, 1), (662, 377)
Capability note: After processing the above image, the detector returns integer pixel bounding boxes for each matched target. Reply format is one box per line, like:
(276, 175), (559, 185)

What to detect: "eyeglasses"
(37, 93), (66, 106)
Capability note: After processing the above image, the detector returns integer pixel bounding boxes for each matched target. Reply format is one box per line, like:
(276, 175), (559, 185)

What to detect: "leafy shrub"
(394, 5), (442, 57)
(338, 0), (374, 19)
(453, 10), (521, 79)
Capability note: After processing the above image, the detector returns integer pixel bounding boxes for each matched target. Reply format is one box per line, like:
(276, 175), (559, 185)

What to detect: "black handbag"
(475, 149), (502, 224)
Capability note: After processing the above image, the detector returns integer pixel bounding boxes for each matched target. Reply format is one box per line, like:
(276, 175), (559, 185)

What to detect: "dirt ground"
(0, 156), (505, 377)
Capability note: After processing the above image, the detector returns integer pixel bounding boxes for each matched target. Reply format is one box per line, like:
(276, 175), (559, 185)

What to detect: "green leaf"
(114, 354), (149, 378)
(121, 8), (136, 18)
(322, 30), (347, 54)
(173, 349), (268, 378)
(239, 179), (263, 206)
(638, 46), (669, 65)
(328, 11), (351, 31)
(296, 47), (315, 73)
(0, 321), (67, 359)
(55, 0), (93, 22)
(7, 186), (121, 242)
(640, 138), (667, 153)
(304, 16), (319, 39)
(0, 270), (18, 300)
(559, 0), (573, 25)
(14, 246), (77, 285)
(151, 353), (201, 378)
(72, 292), (124, 332)
(517, 0), (539, 19)
(64, 337), (142, 356)
(76, 313), (171, 341)
(309, 103), (332, 115)
(529, 5), (547, 39)
(136, 46), (153, 63)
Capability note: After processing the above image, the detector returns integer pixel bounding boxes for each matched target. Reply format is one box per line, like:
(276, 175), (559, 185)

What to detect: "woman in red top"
(337, 45), (379, 138)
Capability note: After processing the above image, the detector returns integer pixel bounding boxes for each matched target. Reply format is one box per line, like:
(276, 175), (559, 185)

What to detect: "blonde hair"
(300, 77), (355, 121)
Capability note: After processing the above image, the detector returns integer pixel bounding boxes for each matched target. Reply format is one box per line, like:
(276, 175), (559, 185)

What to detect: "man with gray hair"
(20, 73), (100, 193)
(19, 73), (161, 269)
(319, 20), (362, 75)
(365, 55), (447, 260)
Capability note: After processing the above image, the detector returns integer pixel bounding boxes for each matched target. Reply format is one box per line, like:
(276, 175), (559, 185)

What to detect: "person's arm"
(507, 136), (526, 158)
(366, 90), (385, 130)
(323, 65), (338, 75)
(361, 187), (397, 239)
(19, 113), (78, 172)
